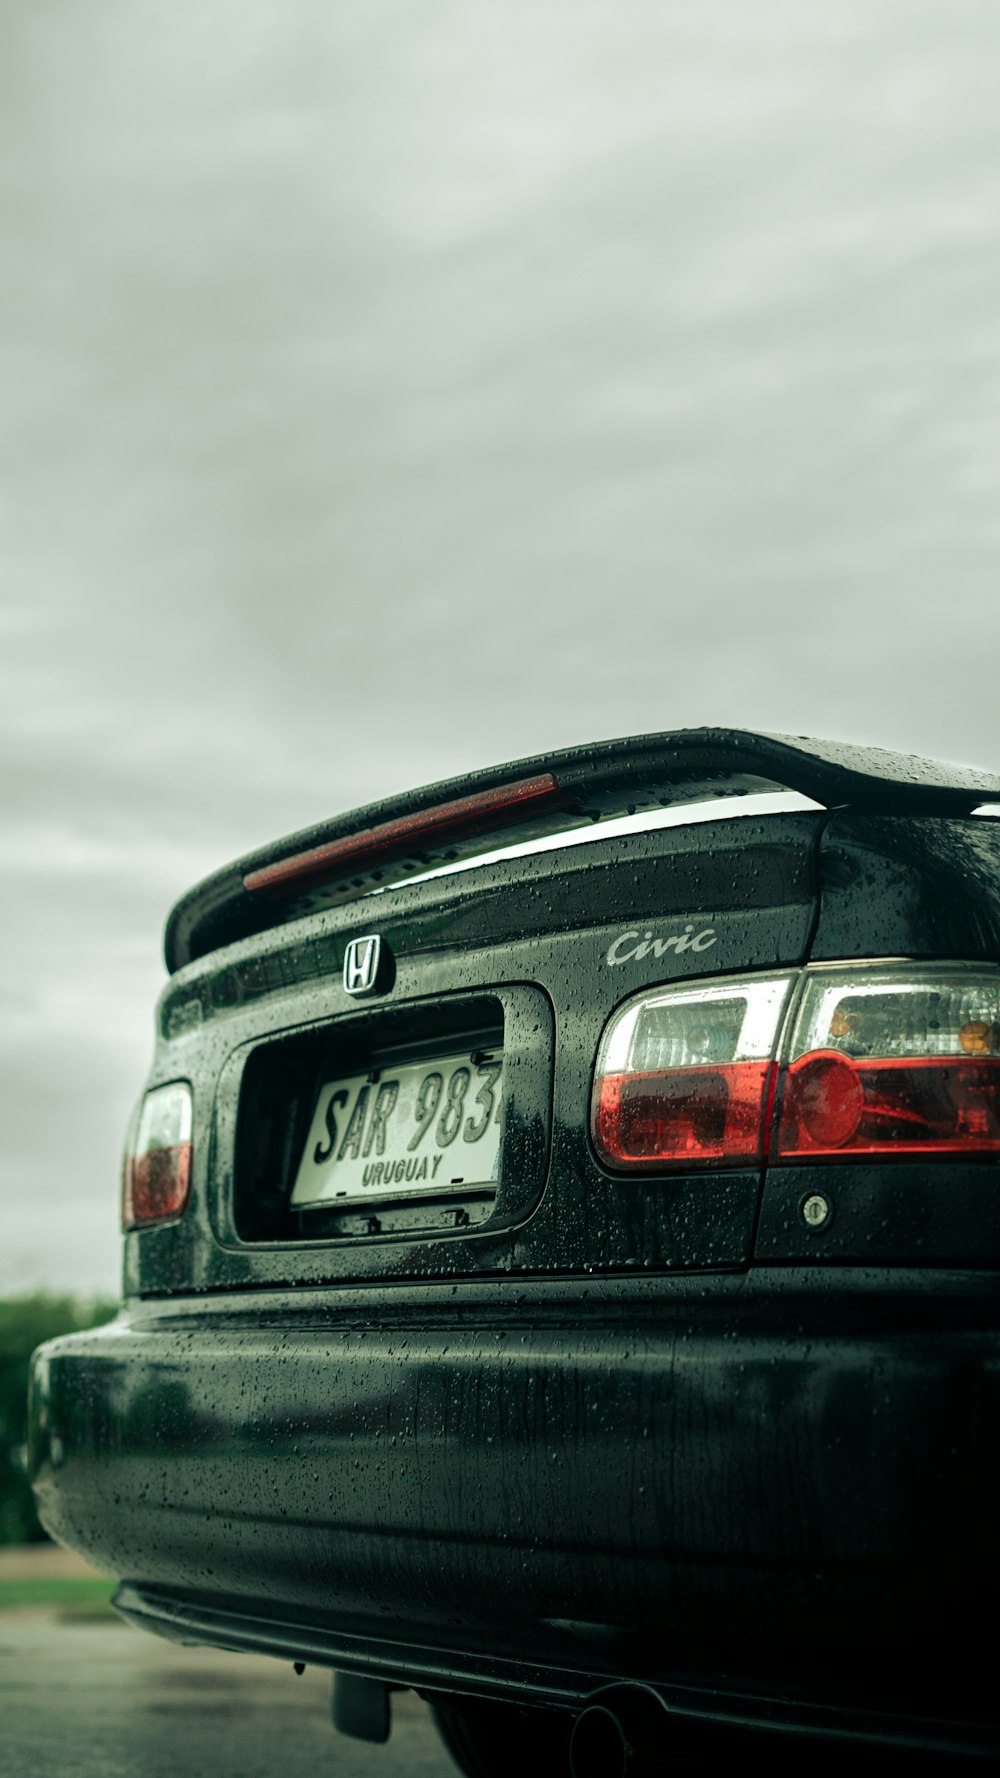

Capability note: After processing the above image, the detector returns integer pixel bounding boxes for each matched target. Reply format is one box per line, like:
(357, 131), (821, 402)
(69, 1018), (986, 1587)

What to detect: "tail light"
(122, 1082), (193, 1229)
(592, 975), (793, 1169)
(774, 965), (1000, 1160)
(593, 964), (1000, 1171)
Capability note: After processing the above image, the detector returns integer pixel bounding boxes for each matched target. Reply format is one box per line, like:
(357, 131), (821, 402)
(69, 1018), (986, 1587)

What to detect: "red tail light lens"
(774, 966), (1000, 1159)
(593, 976), (793, 1170)
(122, 1082), (193, 1229)
(596, 1061), (775, 1167)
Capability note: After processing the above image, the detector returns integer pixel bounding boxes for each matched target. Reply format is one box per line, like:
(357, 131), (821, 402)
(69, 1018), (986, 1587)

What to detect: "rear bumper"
(29, 1272), (1000, 1748)
(111, 1584), (996, 1758)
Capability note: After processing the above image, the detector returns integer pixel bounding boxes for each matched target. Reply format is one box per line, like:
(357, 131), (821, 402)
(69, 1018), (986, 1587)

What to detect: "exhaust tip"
(570, 1684), (678, 1777)
(569, 1703), (631, 1778)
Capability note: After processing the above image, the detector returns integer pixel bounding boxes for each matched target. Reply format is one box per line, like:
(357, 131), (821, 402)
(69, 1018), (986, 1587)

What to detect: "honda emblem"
(343, 934), (384, 996)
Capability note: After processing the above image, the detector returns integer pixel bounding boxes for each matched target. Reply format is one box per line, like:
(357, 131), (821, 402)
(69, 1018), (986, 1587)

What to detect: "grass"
(0, 1576), (118, 1614)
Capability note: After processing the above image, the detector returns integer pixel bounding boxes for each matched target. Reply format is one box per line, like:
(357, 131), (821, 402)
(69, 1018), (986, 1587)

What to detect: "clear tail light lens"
(774, 966), (1000, 1160)
(122, 1082), (193, 1229)
(592, 975), (794, 1169)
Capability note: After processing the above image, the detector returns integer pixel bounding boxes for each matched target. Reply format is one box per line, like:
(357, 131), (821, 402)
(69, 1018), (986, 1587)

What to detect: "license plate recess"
(231, 989), (552, 1250)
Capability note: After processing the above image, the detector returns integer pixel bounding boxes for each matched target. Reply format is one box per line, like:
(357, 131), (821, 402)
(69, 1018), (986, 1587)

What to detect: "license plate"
(290, 1050), (504, 1210)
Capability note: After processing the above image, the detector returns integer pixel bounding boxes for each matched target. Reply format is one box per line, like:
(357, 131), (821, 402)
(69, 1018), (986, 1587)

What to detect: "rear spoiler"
(164, 728), (1000, 972)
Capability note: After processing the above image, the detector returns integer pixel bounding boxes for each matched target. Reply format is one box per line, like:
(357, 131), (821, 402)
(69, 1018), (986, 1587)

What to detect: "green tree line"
(0, 1294), (117, 1544)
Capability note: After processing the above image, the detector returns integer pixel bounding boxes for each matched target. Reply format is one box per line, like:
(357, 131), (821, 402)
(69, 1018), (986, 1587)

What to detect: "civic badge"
(343, 934), (392, 996)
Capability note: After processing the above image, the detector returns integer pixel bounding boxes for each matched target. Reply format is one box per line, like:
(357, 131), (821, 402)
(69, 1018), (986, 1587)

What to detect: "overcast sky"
(4, 1), (1000, 1294)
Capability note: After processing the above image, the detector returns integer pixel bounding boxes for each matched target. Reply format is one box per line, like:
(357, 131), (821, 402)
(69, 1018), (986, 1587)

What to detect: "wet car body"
(28, 730), (1000, 1763)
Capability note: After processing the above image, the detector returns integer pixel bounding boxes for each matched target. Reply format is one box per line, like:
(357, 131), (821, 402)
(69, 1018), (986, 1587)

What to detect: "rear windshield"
(368, 791), (823, 897)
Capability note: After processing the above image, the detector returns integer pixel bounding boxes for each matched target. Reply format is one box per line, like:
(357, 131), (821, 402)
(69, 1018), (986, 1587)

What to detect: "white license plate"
(290, 1050), (503, 1210)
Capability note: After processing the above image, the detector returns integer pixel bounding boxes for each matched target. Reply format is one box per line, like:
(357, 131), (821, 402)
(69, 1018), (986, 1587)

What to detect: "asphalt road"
(0, 1614), (456, 1778)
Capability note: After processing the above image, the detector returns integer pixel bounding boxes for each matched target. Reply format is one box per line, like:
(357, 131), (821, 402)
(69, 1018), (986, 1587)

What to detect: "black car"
(28, 729), (1000, 1771)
